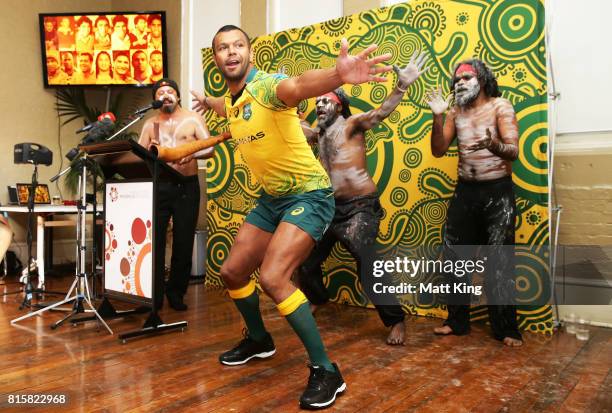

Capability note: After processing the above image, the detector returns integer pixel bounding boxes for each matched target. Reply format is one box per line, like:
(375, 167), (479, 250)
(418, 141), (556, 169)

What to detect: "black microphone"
(76, 112), (116, 133)
(76, 123), (96, 133)
(66, 118), (116, 161)
(134, 100), (163, 115)
(82, 118), (116, 144)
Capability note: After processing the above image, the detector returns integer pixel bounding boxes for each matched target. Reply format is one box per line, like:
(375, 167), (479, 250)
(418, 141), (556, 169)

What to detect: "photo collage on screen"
(44, 14), (164, 86)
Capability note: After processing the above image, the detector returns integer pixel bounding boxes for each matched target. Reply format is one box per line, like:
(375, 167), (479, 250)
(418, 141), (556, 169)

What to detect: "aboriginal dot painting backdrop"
(202, 0), (552, 334)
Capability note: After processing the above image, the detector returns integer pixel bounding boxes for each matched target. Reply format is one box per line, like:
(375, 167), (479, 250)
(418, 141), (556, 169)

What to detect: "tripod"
(17, 164), (40, 308)
(12, 155), (112, 334)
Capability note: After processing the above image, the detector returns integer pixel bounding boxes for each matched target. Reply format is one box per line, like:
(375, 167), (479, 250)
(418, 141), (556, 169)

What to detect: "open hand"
(336, 38), (393, 84)
(466, 129), (495, 153)
(190, 90), (210, 116)
(394, 50), (429, 89)
(425, 87), (452, 115)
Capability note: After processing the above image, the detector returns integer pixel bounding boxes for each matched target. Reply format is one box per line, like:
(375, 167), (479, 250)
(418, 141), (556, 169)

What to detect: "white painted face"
(155, 86), (179, 114)
(315, 96), (340, 128)
(454, 72), (480, 107)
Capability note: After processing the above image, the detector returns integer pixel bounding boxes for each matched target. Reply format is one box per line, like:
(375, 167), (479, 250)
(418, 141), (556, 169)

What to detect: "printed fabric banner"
(202, 0), (552, 334)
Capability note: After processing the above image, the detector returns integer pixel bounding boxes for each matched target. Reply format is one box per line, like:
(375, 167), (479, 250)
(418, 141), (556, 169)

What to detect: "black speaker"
(7, 186), (18, 204)
(14, 143), (53, 166)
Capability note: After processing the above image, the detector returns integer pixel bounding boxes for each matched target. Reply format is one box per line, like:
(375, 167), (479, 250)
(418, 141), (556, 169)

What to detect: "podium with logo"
(78, 140), (188, 342)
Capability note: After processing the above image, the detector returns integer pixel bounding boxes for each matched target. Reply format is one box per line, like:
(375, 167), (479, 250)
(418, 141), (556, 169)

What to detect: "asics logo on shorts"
(291, 207), (305, 216)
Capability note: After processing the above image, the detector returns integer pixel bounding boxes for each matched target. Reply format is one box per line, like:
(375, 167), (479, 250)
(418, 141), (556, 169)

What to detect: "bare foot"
(503, 337), (523, 347)
(386, 321), (406, 345)
(434, 325), (453, 335)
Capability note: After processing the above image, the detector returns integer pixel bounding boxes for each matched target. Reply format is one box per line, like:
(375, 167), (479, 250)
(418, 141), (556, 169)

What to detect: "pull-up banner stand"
(75, 140), (187, 342)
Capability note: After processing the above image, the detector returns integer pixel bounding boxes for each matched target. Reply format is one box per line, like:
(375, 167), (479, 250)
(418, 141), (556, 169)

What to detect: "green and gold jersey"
(224, 69), (331, 197)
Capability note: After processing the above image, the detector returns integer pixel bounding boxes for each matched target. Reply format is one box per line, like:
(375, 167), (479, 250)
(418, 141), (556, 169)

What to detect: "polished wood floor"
(0, 275), (610, 413)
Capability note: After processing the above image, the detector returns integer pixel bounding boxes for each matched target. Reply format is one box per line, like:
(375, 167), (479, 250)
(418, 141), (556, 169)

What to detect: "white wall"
(267, 0), (343, 33)
(180, 0), (240, 100)
(549, 0), (612, 135)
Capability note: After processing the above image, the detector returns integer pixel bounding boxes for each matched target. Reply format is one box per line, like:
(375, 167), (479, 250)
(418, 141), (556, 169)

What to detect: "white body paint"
(455, 98), (517, 181)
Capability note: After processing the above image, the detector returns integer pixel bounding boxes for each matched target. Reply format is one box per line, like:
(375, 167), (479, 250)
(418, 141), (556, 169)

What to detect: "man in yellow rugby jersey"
(192, 25), (392, 409)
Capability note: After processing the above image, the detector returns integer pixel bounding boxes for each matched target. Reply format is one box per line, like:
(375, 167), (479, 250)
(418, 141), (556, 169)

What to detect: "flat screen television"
(39, 11), (168, 88)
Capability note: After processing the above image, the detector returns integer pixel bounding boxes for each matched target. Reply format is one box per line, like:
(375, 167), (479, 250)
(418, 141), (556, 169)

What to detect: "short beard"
(161, 103), (177, 114)
(223, 64), (249, 82)
(455, 82), (480, 107)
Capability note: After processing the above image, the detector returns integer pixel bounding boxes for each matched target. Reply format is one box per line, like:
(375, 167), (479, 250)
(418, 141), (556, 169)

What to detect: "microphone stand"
(50, 112), (147, 184)
(15, 111), (153, 329)
(18, 164), (38, 309)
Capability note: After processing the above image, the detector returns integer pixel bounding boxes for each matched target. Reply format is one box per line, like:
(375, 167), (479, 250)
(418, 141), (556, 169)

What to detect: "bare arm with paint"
(351, 51), (429, 132)
(190, 114), (216, 160)
(276, 38), (392, 108)
(137, 119), (157, 148)
(299, 118), (319, 146)
(426, 88), (455, 158)
(465, 99), (519, 161)
(177, 114), (216, 165)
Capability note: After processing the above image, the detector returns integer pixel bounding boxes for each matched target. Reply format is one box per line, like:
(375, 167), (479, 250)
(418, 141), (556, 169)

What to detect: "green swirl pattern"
(202, 0), (551, 334)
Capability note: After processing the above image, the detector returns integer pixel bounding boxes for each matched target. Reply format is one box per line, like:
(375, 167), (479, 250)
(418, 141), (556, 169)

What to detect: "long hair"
(95, 51), (112, 78)
(450, 59), (500, 98)
(333, 88), (352, 118)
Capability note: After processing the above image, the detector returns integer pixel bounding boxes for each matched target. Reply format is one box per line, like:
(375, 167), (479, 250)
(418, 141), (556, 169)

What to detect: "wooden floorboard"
(0, 275), (610, 413)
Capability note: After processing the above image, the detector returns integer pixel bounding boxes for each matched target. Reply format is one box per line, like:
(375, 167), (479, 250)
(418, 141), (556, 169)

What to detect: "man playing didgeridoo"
(295, 51), (429, 346)
(425, 59), (522, 347)
(191, 25), (393, 409)
(139, 78), (215, 311)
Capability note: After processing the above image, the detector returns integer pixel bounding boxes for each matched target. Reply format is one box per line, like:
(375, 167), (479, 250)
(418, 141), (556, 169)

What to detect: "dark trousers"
(443, 176), (521, 340)
(155, 175), (200, 306)
(297, 193), (405, 328)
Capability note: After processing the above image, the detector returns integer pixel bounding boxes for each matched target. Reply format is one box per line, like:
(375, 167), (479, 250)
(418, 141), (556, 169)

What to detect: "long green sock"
(228, 280), (268, 342)
(279, 289), (334, 372)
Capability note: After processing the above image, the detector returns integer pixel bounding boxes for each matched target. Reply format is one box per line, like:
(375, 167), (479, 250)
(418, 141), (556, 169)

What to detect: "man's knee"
(220, 261), (247, 287)
(258, 270), (285, 297)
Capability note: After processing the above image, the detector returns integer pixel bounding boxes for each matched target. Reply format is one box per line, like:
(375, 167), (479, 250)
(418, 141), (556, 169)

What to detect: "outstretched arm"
(425, 88), (455, 157)
(191, 90), (226, 118)
(276, 38), (393, 108)
(351, 50), (429, 131)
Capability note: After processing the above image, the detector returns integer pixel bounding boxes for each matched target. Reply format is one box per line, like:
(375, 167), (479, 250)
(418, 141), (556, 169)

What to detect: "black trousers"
(154, 175), (200, 306)
(443, 176), (521, 341)
(297, 193), (405, 327)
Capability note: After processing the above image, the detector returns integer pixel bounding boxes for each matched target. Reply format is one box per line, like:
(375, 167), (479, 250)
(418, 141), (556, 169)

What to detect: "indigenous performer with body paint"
(138, 78), (215, 311)
(295, 51), (429, 346)
(425, 59), (522, 347)
(191, 25), (392, 409)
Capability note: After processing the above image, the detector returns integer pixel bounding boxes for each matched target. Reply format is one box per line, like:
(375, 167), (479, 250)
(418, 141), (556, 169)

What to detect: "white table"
(0, 204), (103, 289)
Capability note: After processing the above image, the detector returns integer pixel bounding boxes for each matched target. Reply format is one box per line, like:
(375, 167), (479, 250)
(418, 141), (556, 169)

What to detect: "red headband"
(455, 63), (477, 76)
(321, 92), (342, 106)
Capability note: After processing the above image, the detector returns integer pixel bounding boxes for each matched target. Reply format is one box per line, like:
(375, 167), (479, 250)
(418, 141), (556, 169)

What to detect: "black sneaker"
(299, 363), (346, 410)
(219, 329), (276, 366)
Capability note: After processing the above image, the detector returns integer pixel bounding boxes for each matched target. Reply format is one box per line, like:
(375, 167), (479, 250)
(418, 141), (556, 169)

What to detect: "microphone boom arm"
(51, 114), (146, 183)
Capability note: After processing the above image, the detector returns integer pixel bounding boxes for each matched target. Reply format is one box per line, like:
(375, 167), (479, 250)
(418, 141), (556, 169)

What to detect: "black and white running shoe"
(219, 329), (276, 366)
(299, 363), (346, 410)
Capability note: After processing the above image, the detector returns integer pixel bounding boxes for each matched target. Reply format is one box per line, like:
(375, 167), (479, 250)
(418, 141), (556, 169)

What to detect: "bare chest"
(157, 117), (197, 148)
(455, 104), (499, 145)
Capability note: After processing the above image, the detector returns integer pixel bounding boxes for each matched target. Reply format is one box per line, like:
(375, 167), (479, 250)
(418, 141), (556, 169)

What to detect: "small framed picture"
(16, 184), (51, 205)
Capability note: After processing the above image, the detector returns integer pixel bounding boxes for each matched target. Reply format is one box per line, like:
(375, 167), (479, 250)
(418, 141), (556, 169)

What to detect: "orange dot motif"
(121, 217), (152, 296)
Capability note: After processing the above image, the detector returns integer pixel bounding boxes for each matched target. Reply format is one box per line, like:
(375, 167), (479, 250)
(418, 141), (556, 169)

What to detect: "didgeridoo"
(150, 131), (231, 162)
